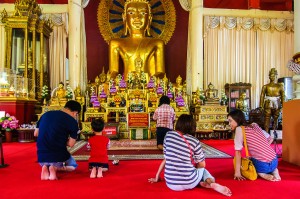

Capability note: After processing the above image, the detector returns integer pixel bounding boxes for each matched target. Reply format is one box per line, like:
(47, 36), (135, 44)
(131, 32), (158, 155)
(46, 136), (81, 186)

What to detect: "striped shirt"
(234, 123), (276, 162)
(153, 104), (175, 130)
(163, 131), (205, 191)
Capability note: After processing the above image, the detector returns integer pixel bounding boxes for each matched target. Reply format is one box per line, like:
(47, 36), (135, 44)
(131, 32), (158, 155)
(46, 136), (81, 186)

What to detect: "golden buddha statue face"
(58, 82), (64, 89)
(95, 76), (100, 84)
(208, 83), (214, 90)
(123, 0), (152, 36)
(99, 74), (107, 83)
(240, 92), (246, 100)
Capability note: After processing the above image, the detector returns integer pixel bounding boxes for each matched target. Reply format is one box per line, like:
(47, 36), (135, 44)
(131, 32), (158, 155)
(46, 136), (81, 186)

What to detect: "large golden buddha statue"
(260, 68), (285, 133)
(109, 0), (165, 80)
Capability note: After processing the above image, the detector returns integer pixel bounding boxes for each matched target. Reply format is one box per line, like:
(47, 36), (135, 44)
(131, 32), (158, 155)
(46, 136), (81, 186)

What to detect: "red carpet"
(0, 140), (299, 199)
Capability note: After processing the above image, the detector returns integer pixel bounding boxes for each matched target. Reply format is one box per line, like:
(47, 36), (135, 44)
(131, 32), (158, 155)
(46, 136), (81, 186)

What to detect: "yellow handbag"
(233, 126), (257, 181)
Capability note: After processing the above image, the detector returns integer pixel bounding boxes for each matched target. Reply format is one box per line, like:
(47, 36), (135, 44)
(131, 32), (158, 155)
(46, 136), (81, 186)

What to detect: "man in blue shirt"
(34, 100), (81, 180)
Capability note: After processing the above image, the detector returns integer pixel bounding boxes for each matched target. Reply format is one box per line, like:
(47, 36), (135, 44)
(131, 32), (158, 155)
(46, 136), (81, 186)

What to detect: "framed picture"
(102, 122), (119, 139)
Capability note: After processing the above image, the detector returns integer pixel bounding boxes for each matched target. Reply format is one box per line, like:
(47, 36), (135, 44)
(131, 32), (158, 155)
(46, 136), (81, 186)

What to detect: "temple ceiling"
(0, 0), (294, 11)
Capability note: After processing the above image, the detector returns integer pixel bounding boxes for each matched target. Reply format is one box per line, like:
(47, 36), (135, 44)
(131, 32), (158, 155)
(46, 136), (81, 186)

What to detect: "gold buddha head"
(95, 76), (100, 84)
(123, 0), (152, 37)
(58, 82), (64, 89)
(208, 82), (214, 90)
(240, 92), (246, 100)
(99, 68), (107, 83)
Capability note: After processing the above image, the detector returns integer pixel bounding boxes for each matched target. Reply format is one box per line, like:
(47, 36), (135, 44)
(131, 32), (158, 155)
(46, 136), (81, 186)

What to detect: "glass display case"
(1, 0), (52, 100)
(225, 82), (252, 113)
(0, 68), (35, 99)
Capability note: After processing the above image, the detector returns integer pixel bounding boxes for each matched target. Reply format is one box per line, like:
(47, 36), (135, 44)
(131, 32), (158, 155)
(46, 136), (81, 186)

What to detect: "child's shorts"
(89, 162), (109, 170)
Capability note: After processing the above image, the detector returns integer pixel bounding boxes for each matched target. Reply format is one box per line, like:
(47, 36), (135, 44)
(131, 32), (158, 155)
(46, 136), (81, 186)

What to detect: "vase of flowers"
(0, 113), (19, 142)
(41, 85), (49, 105)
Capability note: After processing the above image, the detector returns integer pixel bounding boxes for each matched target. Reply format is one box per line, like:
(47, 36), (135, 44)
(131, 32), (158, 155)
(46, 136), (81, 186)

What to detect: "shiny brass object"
(260, 68), (285, 132)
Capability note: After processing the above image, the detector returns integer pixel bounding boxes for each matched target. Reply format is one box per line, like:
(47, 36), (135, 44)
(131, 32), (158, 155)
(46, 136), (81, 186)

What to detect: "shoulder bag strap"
(241, 126), (249, 157)
(177, 131), (196, 165)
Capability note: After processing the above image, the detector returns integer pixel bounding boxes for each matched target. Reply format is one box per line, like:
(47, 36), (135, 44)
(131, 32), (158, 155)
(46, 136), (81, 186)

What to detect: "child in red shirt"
(88, 118), (110, 178)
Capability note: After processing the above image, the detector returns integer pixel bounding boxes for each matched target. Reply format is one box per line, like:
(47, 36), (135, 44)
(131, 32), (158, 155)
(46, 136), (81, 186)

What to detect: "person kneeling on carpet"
(35, 100), (81, 180)
(228, 109), (281, 181)
(88, 118), (110, 178)
(148, 114), (232, 197)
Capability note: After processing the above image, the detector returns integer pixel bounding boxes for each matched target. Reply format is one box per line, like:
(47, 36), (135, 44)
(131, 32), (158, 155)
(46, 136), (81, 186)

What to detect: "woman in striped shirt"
(228, 109), (281, 181)
(148, 114), (232, 196)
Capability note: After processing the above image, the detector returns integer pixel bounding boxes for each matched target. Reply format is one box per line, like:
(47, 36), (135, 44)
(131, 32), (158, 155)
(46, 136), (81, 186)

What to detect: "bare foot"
(200, 182), (211, 188)
(97, 167), (103, 178)
(90, 167), (97, 178)
(258, 173), (275, 181)
(272, 169), (281, 181)
(41, 165), (49, 180)
(210, 183), (232, 197)
(49, 165), (58, 180)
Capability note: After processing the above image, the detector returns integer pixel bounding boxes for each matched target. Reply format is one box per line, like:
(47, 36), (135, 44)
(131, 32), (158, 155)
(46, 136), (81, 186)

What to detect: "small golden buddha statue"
(99, 68), (109, 94)
(193, 88), (202, 107)
(236, 92), (248, 112)
(74, 86), (85, 105)
(174, 75), (183, 95)
(205, 82), (219, 103)
(56, 82), (66, 99)
(109, 0), (165, 80)
(236, 92), (249, 118)
(99, 68), (107, 84)
(51, 82), (67, 106)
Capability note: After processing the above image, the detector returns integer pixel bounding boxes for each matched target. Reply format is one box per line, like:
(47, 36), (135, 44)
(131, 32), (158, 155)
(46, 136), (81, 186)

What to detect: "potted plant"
(0, 113), (19, 142)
